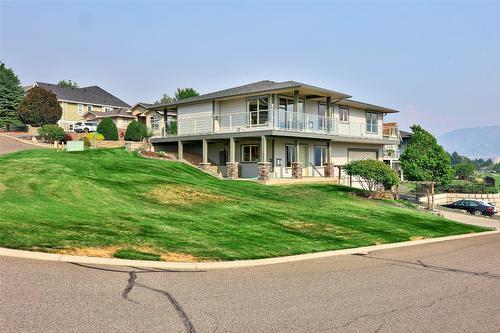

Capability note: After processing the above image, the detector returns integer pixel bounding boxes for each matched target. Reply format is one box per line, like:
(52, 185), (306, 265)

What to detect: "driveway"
(1, 233), (500, 332)
(0, 134), (47, 155)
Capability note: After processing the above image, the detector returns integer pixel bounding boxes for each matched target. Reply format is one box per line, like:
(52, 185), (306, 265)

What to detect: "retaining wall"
(418, 193), (500, 205)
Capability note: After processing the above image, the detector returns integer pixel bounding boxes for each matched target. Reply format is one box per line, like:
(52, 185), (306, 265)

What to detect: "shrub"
(17, 86), (62, 127)
(437, 182), (498, 194)
(96, 118), (118, 140)
(125, 120), (148, 141)
(84, 132), (104, 141)
(344, 159), (399, 197)
(83, 137), (91, 148)
(38, 125), (65, 143)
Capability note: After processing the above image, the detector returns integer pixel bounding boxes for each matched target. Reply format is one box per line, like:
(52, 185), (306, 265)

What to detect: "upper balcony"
(171, 109), (383, 139)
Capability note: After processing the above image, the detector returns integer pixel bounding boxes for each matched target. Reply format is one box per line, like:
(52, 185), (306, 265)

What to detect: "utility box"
(66, 141), (84, 152)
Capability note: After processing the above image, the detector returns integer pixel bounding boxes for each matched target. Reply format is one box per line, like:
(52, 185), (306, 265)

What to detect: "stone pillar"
(258, 162), (271, 182)
(324, 162), (335, 178)
(291, 162), (303, 179)
(226, 162), (239, 179)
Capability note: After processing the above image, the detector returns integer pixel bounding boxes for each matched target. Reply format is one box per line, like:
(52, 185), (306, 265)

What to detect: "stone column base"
(199, 163), (212, 171)
(226, 162), (239, 179)
(291, 162), (303, 179)
(257, 162), (272, 182)
(324, 162), (335, 178)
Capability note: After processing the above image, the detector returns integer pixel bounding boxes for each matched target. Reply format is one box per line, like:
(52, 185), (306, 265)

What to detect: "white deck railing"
(175, 109), (382, 138)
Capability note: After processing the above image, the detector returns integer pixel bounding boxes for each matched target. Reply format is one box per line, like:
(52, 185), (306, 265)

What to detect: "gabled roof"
(400, 130), (412, 139)
(31, 82), (130, 108)
(151, 80), (351, 109)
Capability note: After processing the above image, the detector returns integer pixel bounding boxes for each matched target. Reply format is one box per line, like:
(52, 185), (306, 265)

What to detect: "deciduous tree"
(17, 86), (62, 127)
(400, 125), (454, 209)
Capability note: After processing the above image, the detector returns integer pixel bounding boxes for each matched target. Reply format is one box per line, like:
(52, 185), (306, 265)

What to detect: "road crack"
(331, 283), (473, 331)
(122, 271), (137, 299)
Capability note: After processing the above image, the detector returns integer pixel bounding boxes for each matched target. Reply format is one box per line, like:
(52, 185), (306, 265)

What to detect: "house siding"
(178, 101), (213, 135)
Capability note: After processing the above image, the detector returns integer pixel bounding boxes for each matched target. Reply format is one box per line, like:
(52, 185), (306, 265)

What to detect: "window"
(241, 145), (259, 162)
(77, 104), (84, 116)
(314, 146), (327, 166)
(366, 111), (378, 133)
(285, 145), (296, 167)
(104, 107), (113, 112)
(339, 106), (349, 123)
(87, 105), (93, 113)
(247, 97), (269, 126)
(151, 116), (159, 130)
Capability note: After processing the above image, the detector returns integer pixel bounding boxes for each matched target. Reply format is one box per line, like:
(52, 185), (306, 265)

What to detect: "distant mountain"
(438, 125), (500, 159)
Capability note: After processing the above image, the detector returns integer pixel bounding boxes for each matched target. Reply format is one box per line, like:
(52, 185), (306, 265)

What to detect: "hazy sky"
(1, 0), (499, 135)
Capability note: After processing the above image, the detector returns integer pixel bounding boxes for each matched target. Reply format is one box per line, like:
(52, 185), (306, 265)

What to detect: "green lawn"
(0, 148), (487, 261)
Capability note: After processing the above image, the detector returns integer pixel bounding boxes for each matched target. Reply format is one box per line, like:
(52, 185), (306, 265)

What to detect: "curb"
(1, 230), (498, 270)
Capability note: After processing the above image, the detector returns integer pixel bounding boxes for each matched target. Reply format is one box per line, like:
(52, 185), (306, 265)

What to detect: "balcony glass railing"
(173, 109), (382, 138)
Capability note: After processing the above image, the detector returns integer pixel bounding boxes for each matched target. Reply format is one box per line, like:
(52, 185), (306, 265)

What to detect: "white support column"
(202, 139), (208, 164)
(260, 135), (267, 162)
(178, 141), (183, 161)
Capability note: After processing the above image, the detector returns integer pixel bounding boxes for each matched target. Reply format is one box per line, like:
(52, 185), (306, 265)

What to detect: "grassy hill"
(0, 148), (486, 261)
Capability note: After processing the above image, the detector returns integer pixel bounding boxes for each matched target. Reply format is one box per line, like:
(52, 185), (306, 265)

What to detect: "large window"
(339, 106), (349, 122)
(247, 97), (269, 126)
(241, 145), (259, 162)
(151, 116), (159, 130)
(366, 111), (378, 133)
(278, 96), (304, 130)
(285, 144), (296, 167)
(314, 146), (327, 166)
(77, 104), (84, 116)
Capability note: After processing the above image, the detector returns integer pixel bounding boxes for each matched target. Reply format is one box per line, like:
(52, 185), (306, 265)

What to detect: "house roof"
(338, 99), (399, 114)
(400, 130), (412, 139)
(31, 82), (130, 108)
(84, 108), (136, 119)
(150, 80), (352, 109)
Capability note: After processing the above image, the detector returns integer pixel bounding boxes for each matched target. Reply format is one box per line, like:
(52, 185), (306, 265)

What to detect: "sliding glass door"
(278, 96), (304, 130)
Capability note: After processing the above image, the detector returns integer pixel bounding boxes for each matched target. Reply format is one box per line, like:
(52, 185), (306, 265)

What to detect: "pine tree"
(0, 62), (25, 129)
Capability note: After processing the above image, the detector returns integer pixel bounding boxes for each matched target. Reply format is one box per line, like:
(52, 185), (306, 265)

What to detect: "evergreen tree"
(0, 62), (24, 129)
(96, 118), (118, 140)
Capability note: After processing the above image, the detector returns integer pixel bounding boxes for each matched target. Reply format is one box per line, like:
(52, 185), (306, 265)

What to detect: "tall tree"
(453, 163), (475, 180)
(17, 86), (62, 127)
(57, 80), (79, 88)
(154, 87), (199, 105)
(400, 124), (454, 209)
(174, 87), (199, 100)
(0, 62), (24, 129)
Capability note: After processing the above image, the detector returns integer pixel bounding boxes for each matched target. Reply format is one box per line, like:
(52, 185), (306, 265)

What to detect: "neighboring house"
(129, 102), (176, 137)
(149, 80), (400, 181)
(82, 108), (136, 129)
(25, 82), (130, 131)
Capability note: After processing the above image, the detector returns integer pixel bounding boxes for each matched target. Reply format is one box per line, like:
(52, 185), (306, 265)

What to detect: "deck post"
(324, 141), (335, 178)
(226, 136), (238, 179)
(178, 141), (183, 161)
(326, 96), (331, 133)
(258, 135), (271, 182)
(199, 138), (211, 171)
(293, 90), (299, 131)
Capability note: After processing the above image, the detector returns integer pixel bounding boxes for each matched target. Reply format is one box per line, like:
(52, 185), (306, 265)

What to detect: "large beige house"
(149, 80), (400, 182)
(26, 82), (130, 131)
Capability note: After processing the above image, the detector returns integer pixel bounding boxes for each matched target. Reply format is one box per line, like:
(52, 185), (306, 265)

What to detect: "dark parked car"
(442, 199), (497, 216)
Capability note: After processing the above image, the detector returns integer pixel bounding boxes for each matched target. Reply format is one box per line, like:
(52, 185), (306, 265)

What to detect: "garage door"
(348, 150), (377, 161)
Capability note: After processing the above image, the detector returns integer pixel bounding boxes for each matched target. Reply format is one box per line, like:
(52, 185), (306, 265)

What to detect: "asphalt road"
(0, 134), (45, 155)
(1, 233), (500, 332)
